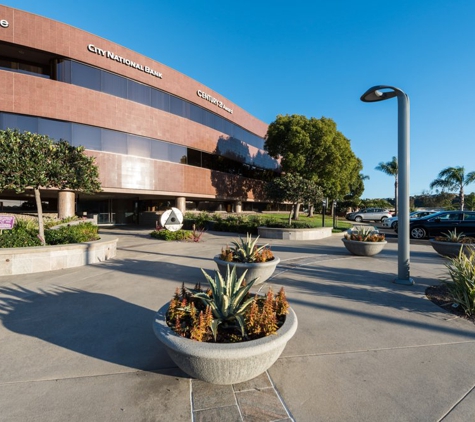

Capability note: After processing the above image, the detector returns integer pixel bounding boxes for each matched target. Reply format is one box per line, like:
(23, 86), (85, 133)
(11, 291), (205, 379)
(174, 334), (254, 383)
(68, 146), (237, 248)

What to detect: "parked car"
(401, 211), (475, 239)
(345, 208), (393, 223)
(382, 210), (437, 230)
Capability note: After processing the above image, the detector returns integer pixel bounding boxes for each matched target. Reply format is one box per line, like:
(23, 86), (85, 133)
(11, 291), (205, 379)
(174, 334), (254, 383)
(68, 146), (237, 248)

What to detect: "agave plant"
(230, 233), (269, 263)
(344, 226), (385, 242)
(436, 229), (475, 244)
(194, 265), (258, 339)
(443, 249), (475, 316)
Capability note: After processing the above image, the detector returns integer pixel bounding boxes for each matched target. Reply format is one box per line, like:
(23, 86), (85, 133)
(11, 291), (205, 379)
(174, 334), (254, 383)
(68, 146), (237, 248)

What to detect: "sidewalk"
(1, 228), (474, 421)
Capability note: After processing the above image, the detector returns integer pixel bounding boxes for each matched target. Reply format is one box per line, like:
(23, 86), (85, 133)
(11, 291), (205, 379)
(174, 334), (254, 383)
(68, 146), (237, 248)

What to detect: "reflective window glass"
(102, 71), (127, 98)
(38, 118), (72, 143)
(170, 96), (184, 117)
(224, 120), (234, 138)
(204, 111), (216, 129)
(202, 152), (216, 170)
(72, 124), (102, 150)
(127, 80), (151, 106)
(151, 141), (168, 161)
(0, 113), (38, 133)
(214, 115), (225, 133)
(127, 134), (151, 158)
(102, 129), (127, 154)
(71, 61), (101, 91)
(189, 104), (204, 123)
(187, 148), (201, 167)
(151, 89), (170, 111)
(182, 102), (191, 119)
(55, 60), (71, 83)
(169, 143), (187, 163)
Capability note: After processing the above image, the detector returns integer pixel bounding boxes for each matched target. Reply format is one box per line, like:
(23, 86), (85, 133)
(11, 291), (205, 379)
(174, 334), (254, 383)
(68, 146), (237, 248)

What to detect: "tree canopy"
(0, 129), (101, 243)
(429, 166), (475, 211)
(375, 156), (398, 214)
(265, 173), (323, 225)
(265, 115), (363, 200)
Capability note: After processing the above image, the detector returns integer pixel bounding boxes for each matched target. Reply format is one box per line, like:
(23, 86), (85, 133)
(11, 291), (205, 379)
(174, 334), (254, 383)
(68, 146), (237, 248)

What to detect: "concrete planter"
(0, 236), (117, 276)
(342, 238), (387, 256)
(429, 239), (475, 258)
(213, 255), (280, 285)
(258, 226), (332, 240)
(152, 302), (298, 385)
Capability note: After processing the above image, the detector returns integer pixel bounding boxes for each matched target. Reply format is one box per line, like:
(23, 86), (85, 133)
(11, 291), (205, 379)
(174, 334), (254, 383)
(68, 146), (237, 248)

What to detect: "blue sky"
(4, 0), (475, 199)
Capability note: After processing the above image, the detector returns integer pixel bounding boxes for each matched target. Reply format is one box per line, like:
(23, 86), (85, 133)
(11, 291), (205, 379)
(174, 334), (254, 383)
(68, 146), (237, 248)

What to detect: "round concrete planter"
(429, 239), (475, 258)
(213, 255), (280, 285)
(258, 226), (332, 240)
(152, 302), (298, 385)
(342, 238), (387, 256)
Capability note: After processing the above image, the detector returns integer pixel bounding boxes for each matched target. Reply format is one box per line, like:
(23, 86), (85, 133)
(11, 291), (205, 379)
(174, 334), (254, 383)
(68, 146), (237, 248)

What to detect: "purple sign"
(0, 216), (15, 230)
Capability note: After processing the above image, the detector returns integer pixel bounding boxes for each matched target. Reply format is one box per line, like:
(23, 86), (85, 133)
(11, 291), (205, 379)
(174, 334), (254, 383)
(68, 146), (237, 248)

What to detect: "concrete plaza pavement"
(1, 227), (475, 421)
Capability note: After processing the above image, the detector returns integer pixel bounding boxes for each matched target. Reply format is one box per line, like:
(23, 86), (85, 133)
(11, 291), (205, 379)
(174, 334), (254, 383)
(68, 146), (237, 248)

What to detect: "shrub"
(443, 250), (475, 316)
(0, 219), (41, 248)
(45, 223), (99, 245)
(0, 220), (99, 247)
(150, 229), (193, 241)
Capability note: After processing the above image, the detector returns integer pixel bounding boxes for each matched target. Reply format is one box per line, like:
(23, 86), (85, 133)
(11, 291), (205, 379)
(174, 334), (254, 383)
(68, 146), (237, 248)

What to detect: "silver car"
(346, 208), (393, 223)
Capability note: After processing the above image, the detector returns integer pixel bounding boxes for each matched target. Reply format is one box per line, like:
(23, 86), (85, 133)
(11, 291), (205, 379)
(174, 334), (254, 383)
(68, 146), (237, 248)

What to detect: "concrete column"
(175, 197), (186, 215)
(58, 190), (75, 219)
(235, 201), (242, 213)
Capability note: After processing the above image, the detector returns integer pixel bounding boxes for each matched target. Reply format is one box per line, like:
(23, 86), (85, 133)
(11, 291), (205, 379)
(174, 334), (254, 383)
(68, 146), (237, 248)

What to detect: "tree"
(413, 190), (456, 209)
(0, 129), (101, 244)
(465, 193), (475, 211)
(342, 173), (369, 211)
(265, 115), (362, 215)
(375, 157), (398, 214)
(265, 173), (323, 226)
(430, 166), (475, 211)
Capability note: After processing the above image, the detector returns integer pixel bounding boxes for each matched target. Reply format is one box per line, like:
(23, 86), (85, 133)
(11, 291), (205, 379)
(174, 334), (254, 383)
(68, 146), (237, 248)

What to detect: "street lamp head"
(360, 85), (401, 102)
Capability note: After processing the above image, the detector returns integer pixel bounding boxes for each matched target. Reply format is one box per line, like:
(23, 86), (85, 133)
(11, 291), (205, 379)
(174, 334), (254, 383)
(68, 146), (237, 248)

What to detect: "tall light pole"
(361, 85), (414, 285)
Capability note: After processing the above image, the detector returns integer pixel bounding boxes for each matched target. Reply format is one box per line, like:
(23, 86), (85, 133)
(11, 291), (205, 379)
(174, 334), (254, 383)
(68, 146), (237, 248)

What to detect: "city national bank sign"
(87, 44), (163, 79)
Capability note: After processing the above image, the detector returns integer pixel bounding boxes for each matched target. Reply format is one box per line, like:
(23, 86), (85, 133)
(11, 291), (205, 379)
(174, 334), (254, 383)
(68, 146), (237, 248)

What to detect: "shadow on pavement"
(0, 285), (183, 374)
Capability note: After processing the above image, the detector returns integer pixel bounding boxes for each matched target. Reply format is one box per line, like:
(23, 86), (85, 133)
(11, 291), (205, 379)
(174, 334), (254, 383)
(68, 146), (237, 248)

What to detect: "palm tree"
(375, 157), (398, 214)
(430, 166), (475, 210)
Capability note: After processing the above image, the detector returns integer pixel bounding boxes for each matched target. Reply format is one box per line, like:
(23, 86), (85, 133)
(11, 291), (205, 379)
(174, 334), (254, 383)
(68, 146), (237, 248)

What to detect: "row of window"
(0, 52), (266, 151)
(0, 112), (279, 181)
(0, 58), (50, 79)
(55, 60), (265, 150)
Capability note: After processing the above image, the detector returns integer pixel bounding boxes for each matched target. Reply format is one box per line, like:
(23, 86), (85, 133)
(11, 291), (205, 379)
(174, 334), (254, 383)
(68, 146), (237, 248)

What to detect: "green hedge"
(0, 221), (99, 248)
(45, 223), (99, 245)
(150, 229), (193, 241)
(0, 219), (42, 248)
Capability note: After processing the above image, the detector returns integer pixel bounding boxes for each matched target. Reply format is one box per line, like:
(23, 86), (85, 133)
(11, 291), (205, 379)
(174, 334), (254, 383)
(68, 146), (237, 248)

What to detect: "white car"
(345, 208), (393, 223)
(382, 210), (437, 229)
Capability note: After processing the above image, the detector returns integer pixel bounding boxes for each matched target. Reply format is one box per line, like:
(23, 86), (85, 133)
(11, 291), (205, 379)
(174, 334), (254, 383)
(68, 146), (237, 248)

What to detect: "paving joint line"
(438, 383), (475, 421)
(281, 340), (475, 359)
(0, 367), (178, 385)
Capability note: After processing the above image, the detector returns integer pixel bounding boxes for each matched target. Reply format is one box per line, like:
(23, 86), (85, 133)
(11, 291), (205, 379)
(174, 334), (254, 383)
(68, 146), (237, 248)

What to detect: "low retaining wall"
(258, 226), (333, 240)
(0, 236), (118, 276)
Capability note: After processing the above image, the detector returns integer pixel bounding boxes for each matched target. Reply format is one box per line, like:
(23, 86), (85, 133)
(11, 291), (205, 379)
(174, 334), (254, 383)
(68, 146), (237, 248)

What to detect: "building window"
(53, 59), (266, 150)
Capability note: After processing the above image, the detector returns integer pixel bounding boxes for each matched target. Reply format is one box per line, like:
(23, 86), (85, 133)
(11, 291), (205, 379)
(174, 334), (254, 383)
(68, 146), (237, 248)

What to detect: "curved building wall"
(0, 6), (280, 223)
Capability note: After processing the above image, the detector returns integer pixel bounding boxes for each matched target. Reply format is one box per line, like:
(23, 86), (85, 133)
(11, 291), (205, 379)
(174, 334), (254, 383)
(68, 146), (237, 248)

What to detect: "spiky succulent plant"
(230, 233), (269, 263)
(194, 265), (258, 340)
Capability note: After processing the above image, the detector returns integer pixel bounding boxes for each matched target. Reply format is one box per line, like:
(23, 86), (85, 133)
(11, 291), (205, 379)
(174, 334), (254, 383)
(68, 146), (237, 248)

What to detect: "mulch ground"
(425, 284), (475, 324)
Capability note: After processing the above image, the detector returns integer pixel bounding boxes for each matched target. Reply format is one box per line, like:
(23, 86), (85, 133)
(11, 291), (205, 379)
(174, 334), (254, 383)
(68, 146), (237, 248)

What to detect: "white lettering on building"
(197, 90), (233, 114)
(87, 44), (163, 79)
(0, 19), (9, 28)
